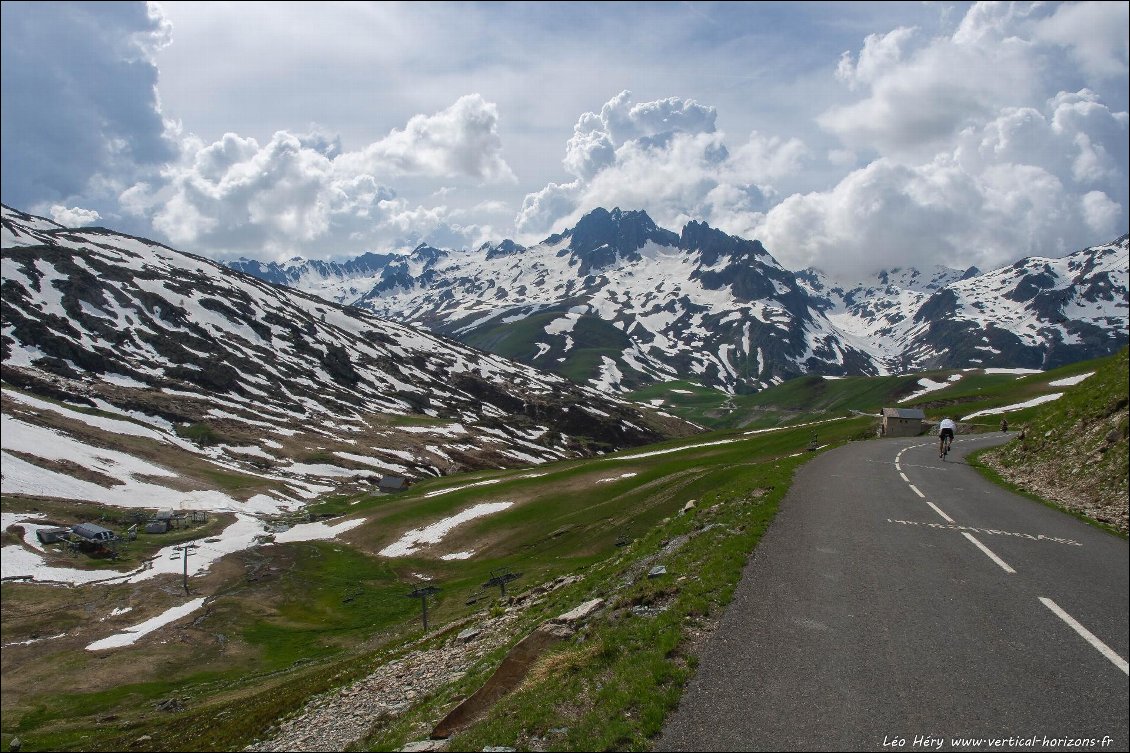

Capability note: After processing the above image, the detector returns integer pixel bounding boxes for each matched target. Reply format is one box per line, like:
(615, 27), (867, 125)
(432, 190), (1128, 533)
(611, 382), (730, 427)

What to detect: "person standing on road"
(939, 417), (956, 458)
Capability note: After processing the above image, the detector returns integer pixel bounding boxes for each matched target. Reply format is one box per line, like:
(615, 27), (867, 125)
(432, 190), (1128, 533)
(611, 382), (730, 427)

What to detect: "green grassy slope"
(975, 347), (1129, 534)
(632, 356), (1110, 431)
(0, 417), (871, 752)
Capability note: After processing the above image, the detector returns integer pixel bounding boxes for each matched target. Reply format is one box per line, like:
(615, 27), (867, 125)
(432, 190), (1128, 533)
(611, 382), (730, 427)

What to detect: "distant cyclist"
(938, 417), (956, 458)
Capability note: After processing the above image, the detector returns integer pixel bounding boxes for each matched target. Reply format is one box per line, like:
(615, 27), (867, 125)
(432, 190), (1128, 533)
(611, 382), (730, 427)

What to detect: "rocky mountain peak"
(678, 220), (768, 267)
(480, 239), (527, 261)
(554, 207), (681, 275)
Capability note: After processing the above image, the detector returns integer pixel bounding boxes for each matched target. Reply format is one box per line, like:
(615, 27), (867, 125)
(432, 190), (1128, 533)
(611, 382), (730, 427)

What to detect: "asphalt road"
(658, 433), (1129, 752)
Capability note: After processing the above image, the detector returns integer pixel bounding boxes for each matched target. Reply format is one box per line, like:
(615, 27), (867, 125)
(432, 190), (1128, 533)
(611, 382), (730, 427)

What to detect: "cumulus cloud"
(517, 90), (804, 238)
(0, 2), (176, 211)
(757, 3), (1130, 277)
(1031, 1), (1129, 79)
(1081, 190), (1123, 238)
(49, 205), (102, 227)
(516, 181), (584, 236)
(334, 94), (515, 183)
(124, 95), (516, 259)
(760, 87), (1128, 277)
(520, 4), (1126, 278)
(835, 26), (917, 91)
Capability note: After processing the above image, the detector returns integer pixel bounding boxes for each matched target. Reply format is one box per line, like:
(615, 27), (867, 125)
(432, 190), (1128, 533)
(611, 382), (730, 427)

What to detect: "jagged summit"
(218, 206), (1128, 390)
(540, 207), (682, 276)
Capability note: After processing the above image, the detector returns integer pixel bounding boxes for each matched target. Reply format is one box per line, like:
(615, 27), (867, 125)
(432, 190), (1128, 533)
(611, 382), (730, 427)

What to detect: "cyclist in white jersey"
(938, 417), (956, 458)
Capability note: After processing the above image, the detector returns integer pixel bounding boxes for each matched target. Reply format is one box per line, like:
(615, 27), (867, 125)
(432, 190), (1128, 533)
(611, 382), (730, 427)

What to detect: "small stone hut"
(881, 407), (926, 438)
(377, 476), (410, 492)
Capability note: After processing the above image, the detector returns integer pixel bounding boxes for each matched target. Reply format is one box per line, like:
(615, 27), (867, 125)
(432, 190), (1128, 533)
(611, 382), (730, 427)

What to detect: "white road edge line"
(1039, 597), (1129, 675)
(961, 532), (1016, 574)
(908, 484), (925, 498)
(899, 472), (910, 483)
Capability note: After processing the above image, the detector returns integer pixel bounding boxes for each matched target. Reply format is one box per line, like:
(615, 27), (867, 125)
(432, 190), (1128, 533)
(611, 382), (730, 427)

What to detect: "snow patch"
(86, 598), (207, 651)
(1047, 372), (1094, 387)
(961, 393), (1064, 420)
(379, 502), (513, 557)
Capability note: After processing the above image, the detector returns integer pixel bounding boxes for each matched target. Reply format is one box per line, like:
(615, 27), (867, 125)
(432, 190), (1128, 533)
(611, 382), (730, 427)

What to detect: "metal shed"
(72, 523), (115, 542)
(881, 407), (926, 438)
(35, 527), (70, 544)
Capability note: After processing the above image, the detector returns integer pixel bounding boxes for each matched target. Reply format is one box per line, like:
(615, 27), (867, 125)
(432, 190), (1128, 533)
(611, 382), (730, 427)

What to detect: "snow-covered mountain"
(232, 208), (877, 394)
(800, 236), (1129, 372)
(1, 205), (689, 516)
(231, 207), (1127, 389)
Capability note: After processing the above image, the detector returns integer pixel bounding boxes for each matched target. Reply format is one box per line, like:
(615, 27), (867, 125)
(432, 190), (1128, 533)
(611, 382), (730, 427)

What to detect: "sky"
(1, 1), (1127, 278)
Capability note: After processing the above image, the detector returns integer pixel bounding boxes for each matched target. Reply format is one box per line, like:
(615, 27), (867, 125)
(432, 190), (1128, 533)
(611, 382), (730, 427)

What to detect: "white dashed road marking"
(1039, 597), (1129, 675)
(961, 532), (1016, 574)
(924, 500), (955, 523)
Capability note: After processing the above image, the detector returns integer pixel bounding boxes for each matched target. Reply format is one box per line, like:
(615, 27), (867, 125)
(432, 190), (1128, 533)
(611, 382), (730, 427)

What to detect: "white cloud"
(751, 3), (1129, 276)
(49, 205), (102, 227)
(835, 26), (917, 90)
(819, 5), (1045, 162)
(335, 94), (515, 183)
(516, 181), (583, 236)
(1081, 190), (1123, 238)
(757, 90), (1128, 277)
(1031, 1), (1129, 79)
(517, 91), (805, 239)
(124, 96), (515, 258)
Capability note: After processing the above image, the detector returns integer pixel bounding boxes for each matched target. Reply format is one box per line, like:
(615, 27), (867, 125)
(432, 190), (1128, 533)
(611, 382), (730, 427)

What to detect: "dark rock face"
(914, 289), (959, 324)
(564, 208), (680, 275)
(483, 239), (527, 261)
(680, 220), (767, 267)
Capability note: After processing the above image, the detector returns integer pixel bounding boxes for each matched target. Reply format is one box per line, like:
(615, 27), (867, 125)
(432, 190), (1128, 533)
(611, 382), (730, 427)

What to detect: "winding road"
(659, 433), (1129, 752)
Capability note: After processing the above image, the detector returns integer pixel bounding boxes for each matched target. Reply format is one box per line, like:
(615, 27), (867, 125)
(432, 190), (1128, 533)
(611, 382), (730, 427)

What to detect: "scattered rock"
(647, 566), (667, 579)
(154, 698), (185, 713)
(246, 573), (589, 752)
(456, 627), (482, 644)
(400, 741), (447, 752)
(550, 599), (604, 625)
(630, 605), (662, 618)
(432, 623), (572, 739)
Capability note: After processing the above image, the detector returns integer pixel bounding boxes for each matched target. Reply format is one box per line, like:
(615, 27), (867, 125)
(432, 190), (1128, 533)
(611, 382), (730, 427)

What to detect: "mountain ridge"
(1, 204), (693, 517)
(225, 207), (1129, 392)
